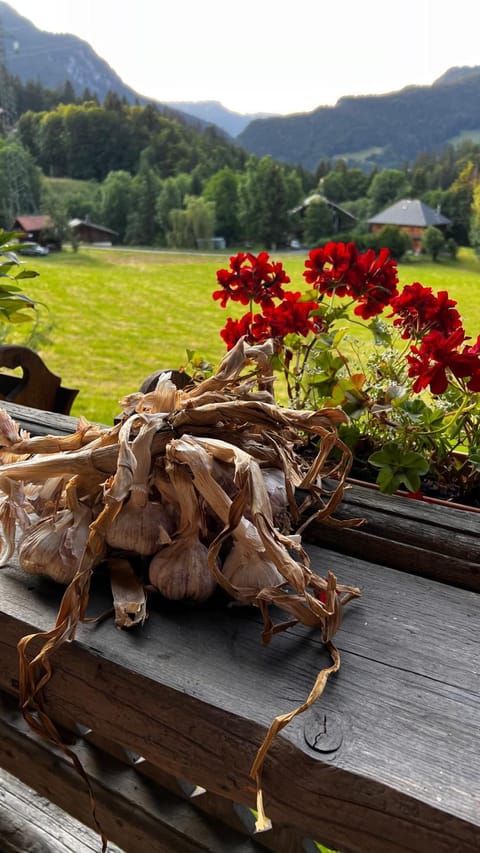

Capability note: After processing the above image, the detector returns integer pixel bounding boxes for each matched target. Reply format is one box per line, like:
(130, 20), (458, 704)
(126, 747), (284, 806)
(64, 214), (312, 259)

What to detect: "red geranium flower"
(465, 334), (480, 355)
(213, 251), (290, 308)
(303, 241), (359, 297)
(351, 247), (399, 319)
(390, 284), (462, 339)
(219, 311), (274, 350)
(220, 312), (254, 349)
(303, 242), (398, 318)
(263, 291), (318, 338)
(406, 328), (480, 394)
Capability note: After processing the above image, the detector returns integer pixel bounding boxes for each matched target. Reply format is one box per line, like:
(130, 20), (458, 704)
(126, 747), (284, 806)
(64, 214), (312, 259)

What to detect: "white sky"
(4, 0), (480, 115)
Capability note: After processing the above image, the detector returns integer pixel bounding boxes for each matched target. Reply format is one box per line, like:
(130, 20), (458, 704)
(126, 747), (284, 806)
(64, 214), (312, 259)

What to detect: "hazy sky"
(4, 0), (480, 115)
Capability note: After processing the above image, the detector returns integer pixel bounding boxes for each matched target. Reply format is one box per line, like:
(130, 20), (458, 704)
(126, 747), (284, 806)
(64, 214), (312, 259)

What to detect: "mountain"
(236, 67), (480, 171)
(3, 1), (480, 172)
(0, 2), (207, 129)
(161, 100), (276, 138)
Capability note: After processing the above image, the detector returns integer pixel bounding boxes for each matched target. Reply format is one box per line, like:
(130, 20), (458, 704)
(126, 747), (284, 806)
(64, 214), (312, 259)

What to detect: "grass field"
(7, 245), (480, 426)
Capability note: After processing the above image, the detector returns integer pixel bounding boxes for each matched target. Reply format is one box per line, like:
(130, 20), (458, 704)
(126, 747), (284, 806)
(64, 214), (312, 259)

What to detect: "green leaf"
(368, 317), (393, 346)
(400, 471), (422, 493)
(283, 332), (303, 350)
(400, 452), (429, 473)
(369, 443), (399, 467)
(7, 311), (35, 324)
(15, 269), (40, 280)
(331, 327), (348, 348)
(467, 450), (480, 471)
(376, 466), (397, 492)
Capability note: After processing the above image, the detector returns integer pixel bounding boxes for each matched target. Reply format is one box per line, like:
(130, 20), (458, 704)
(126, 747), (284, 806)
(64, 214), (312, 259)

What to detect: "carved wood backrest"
(0, 345), (78, 415)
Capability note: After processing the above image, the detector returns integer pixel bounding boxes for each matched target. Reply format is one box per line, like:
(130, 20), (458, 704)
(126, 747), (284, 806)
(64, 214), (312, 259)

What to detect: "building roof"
(69, 219), (118, 236)
(14, 215), (52, 231)
(291, 193), (357, 220)
(368, 199), (451, 227)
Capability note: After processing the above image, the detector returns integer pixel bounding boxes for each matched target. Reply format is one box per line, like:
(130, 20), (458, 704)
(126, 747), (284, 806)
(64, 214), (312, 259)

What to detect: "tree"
(185, 195), (216, 244)
(284, 170), (305, 210)
(100, 170), (133, 242)
(321, 170), (348, 203)
(422, 225), (445, 260)
(0, 141), (41, 228)
(303, 198), (334, 246)
(40, 183), (69, 247)
(367, 169), (409, 212)
(166, 196), (215, 249)
(156, 174), (192, 244)
(124, 157), (161, 245)
(442, 161), (477, 245)
(238, 156), (290, 249)
(38, 111), (68, 177)
(167, 208), (190, 249)
(469, 182), (480, 257)
(202, 167), (239, 245)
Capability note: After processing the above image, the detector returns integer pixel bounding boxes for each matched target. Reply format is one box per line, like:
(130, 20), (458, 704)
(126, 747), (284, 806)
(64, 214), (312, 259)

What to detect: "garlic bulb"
(18, 481), (98, 584)
(222, 518), (284, 589)
(106, 497), (172, 555)
(148, 461), (217, 603)
(105, 419), (172, 554)
(149, 535), (216, 602)
(262, 467), (290, 533)
(166, 437), (284, 596)
(0, 476), (31, 565)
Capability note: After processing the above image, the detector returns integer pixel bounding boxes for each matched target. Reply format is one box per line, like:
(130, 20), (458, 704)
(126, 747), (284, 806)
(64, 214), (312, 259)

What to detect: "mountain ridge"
(236, 66), (480, 170)
(2, 2), (480, 171)
(0, 2), (211, 130)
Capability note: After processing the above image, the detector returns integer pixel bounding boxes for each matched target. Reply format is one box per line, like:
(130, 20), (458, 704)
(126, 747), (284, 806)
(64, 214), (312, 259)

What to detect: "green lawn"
(7, 246), (480, 426)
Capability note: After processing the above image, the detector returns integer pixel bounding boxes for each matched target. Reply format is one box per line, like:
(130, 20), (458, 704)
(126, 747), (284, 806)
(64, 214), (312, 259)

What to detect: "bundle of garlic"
(0, 336), (362, 836)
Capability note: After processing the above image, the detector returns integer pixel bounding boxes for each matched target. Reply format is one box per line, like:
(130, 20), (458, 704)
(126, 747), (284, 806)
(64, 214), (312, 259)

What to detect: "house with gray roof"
(368, 199), (451, 253)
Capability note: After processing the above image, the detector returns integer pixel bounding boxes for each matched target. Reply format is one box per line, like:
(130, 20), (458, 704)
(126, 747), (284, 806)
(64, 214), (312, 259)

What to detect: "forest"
(2, 68), (480, 255)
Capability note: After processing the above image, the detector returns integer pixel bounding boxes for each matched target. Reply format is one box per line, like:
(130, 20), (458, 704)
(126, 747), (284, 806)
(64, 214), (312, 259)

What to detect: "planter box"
(303, 480), (480, 593)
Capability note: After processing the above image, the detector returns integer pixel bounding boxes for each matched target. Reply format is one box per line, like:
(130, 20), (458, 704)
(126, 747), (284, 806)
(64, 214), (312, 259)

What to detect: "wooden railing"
(0, 401), (479, 853)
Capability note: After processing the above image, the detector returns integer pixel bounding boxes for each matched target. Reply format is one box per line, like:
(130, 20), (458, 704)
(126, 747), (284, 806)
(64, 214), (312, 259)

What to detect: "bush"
(368, 225), (411, 260)
(422, 225), (445, 261)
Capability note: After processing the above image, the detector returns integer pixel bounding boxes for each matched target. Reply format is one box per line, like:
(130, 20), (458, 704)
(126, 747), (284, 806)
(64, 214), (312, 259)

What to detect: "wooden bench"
(0, 402), (479, 853)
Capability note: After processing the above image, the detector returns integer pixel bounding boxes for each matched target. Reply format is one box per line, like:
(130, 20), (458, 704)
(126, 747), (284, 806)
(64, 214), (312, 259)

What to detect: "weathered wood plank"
(307, 480), (480, 590)
(0, 691), (263, 853)
(0, 767), (125, 853)
(0, 550), (478, 853)
(0, 400), (87, 436)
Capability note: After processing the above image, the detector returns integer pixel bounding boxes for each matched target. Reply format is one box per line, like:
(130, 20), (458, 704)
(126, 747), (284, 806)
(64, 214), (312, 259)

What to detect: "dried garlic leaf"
(108, 557), (147, 628)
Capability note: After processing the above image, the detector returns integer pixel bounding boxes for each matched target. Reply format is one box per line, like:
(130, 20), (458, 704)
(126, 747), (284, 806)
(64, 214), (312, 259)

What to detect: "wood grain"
(0, 766), (125, 853)
(308, 481), (480, 590)
(0, 548), (478, 853)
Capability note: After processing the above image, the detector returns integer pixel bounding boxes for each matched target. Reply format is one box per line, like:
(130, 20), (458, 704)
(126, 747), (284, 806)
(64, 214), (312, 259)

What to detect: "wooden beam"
(0, 549), (478, 853)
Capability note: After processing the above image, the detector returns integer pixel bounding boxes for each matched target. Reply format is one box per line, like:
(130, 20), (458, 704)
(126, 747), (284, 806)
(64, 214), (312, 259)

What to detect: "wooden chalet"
(12, 215), (53, 246)
(291, 193), (357, 235)
(69, 218), (118, 245)
(368, 198), (451, 253)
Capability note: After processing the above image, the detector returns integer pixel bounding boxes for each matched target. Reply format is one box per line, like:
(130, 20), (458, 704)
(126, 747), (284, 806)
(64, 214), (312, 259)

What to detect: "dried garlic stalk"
(148, 461), (217, 602)
(108, 556), (147, 628)
(0, 335), (363, 843)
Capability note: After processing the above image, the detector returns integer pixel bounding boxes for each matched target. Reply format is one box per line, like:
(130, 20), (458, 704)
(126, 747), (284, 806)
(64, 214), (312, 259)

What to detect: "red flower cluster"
(389, 283), (462, 339)
(213, 251), (290, 308)
(220, 291), (318, 350)
(214, 245), (480, 399)
(303, 242), (399, 319)
(406, 328), (480, 395)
